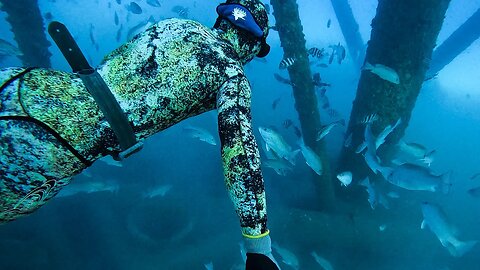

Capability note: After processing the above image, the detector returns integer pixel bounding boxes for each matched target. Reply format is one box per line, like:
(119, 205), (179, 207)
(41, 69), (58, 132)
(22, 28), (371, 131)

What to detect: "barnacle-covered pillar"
(0, 0), (52, 67)
(340, 0), (451, 194)
(428, 8), (480, 77)
(270, 0), (335, 211)
(329, 0), (365, 68)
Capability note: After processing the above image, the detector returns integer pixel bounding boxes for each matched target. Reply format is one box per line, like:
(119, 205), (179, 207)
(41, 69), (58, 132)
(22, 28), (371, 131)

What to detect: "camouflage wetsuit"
(0, 18), (268, 236)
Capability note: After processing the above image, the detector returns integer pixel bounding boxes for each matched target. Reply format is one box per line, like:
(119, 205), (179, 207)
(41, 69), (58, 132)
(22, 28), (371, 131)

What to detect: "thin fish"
(271, 97), (281, 110)
(300, 143), (323, 176)
(114, 11), (119, 25)
(375, 118), (401, 149)
(146, 0), (161, 7)
(316, 119), (345, 141)
(127, 2), (142, 14)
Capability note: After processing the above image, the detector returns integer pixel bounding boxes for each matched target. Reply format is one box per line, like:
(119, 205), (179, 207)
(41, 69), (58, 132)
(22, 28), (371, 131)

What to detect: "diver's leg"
(216, 76), (280, 269)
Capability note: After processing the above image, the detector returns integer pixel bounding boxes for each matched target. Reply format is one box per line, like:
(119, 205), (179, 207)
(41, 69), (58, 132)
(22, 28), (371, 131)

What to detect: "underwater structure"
(270, 0), (335, 211)
(340, 0), (451, 196)
(0, 0), (51, 67)
(428, 8), (480, 77)
(329, 0), (365, 68)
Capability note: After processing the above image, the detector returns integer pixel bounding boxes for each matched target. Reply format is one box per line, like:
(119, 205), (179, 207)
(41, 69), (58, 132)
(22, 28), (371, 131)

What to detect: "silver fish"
(311, 251), (334, 270)
(337, 171), (352, 187)
(363, 62), (400, 84)
(0, 39), (22, 58)
(142, 184), (172, 199)
(183, 126), (217, 146)
(56, 179), (119, 198)
(204, 262), (214, 270)
(127, 2), (142, 14)
(316, 119), (345, 141)
(299, 143), (323, 176)
(127, 15), (156, 40)
(263, 159), (293, 176)
(259, 127), (299, 165)
(272, 243), (300, 270)
(375, 118), (401, 149)
(421, 202), (477, 257)
(146, 0), (161, 7)
(386, 164), (451, 193)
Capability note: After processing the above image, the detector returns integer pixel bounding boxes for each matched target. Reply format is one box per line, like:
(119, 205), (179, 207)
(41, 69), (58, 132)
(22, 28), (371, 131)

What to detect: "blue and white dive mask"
(214, 3), (270, 58)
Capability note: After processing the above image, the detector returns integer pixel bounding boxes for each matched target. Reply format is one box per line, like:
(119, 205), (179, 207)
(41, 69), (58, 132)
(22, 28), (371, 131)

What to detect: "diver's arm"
(216, 75), (268, 237)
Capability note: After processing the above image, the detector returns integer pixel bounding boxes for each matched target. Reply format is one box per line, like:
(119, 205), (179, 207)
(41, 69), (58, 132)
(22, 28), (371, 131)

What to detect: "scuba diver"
(0, 0), (280, 269)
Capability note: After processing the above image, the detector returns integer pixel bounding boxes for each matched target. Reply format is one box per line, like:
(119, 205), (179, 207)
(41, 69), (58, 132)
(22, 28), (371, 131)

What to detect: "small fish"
(316, 119), (345, 141)
(358, 113), (379, 125)
(344, 133), (352, 148)
(183, 126), (217, 145)
(259, 127), (299, 165)
(116, 24), (123, 42)
(299, 142), (323, 176)
(283, 119), (293, 129)
(273, 73), (293, 86)
(44, 12), (54, 22)
(326, 108), (340, 118)
(307, 47), (325, 58)
(98, 155), (123, 167)
(263, 159), (293, 176)
(126, 2), (142, 14)
(471, 173), (480, 180)
(127, 15), (156, 40)
(142, 184), (172, 199)
(56, 179), (119, 198)
(146, 0), (161, 8)
(89, 24), (97, 46)
(363, 62), (400, 84)
(114, 11), (119, 25)
(386, 191), (400, 199)
(337, 171), (352, 186)
(326, 19), (332, 28)
(172, 5), (189, 18)
(311, 251), (334, 270)
(421, 202), (477, 257)
(204, 262), (214, 270)
(0, 38), (22, 58)
(312, 72), (331, 88)
(359, 177), (377, 209)
(387, 164), (451, 193)
(467, 187), (480, 198)
(318, 63), (329, 68)
(379, 224), (387, 231)
(293, 125), (302, 138)
(272, 97), (281, 109)
(375, 118), (402, 149)
(272, 243), (300, 270)
(328, 43), (346, 64)
(279, 57), (296, 69)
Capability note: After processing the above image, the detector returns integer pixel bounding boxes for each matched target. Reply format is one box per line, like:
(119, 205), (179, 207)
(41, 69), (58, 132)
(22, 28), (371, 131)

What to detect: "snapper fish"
(259, 127), (299, 165)
(363, 62), (400, 84)
(183, 126), (217, 145)
(421, 202), (477, 257)
(299, 143), (323, 176)
(279, 57), (296, 69)
(386, 164), (451, 193)
(126, 1), (143, 14)
(272, 243), (300, 270)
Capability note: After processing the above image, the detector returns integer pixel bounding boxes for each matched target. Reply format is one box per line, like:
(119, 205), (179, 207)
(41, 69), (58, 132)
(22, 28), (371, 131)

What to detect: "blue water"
(1, 0), (480, 269)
